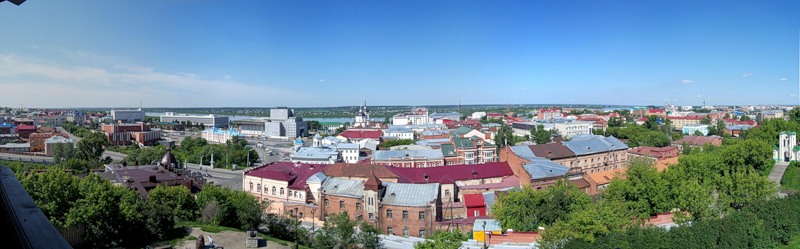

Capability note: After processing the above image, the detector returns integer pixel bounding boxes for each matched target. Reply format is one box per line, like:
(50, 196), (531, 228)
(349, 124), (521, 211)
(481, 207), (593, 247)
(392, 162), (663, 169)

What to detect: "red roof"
(16, 125), (36, 131)
(339, 130), (382, 139)
(244, 162), (330, 190)
(463, 194), (485, 208)
(387, 162), (515, 184)
(648, 109), (665, 113)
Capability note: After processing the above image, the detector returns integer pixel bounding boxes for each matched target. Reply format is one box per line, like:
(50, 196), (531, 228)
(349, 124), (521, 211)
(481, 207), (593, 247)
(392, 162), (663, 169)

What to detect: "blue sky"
(0, 0), (798, 108)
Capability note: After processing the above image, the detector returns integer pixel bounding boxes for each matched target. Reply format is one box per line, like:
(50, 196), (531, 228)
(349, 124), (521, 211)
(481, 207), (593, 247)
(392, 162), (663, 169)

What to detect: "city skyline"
(1, 1), (799, 107)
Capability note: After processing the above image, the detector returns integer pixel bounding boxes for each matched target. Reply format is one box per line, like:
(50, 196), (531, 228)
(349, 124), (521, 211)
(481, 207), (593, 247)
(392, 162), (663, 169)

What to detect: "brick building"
(101, 123), (162, 146)
(16, 125), (36, 139)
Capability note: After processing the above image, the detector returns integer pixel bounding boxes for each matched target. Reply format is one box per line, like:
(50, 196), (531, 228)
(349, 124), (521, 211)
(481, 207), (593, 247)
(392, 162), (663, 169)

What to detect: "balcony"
(0, 166), (72, 248)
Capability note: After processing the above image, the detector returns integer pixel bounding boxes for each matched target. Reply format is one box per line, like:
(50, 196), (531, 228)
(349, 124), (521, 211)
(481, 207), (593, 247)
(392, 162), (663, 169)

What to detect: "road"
(185, 163), (244, 190)
(0, 153), (54, 164)
(770, 161), (790, 198)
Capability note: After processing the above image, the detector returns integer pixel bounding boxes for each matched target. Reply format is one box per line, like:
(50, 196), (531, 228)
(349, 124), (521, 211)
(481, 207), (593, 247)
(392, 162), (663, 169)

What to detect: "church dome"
(160, 148), (178, 168)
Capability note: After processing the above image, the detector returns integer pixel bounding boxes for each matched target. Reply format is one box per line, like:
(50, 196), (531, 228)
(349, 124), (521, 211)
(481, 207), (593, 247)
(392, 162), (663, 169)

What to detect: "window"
(387, 227), (393, 235)
(264, 185), (268, 193)
(444, 189), (450, 197)
(249, 182), (253, 191)
(356, 203), (361, 211)
(256, 184), (261, 192)
(419, 230), (426, 237)
(474, 210), (480, 216)
(419, 211), (425, 220)
(298, 212), (303, 217)
(288, 210), (293, 216)
(340, 201), (345, 209)
(368, 197), (373, 205)
(272, 186), (276, 195)
(387, 210), (393, 218)
(403, 227), (409, 237)
(280, 188), (284, 195)
(402, 211), (409, 220)
(324, 199), (329, 207)
(369, 213), (374, 219)
(294, 191), (298, 197)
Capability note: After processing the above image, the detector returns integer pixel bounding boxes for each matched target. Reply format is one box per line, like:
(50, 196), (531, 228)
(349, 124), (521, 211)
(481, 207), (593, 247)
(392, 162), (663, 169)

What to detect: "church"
(774, 131), (800, 162)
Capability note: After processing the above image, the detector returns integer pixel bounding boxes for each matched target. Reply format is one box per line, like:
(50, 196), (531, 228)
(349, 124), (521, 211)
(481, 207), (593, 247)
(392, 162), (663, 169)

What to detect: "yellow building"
(472, 219), (502, 242)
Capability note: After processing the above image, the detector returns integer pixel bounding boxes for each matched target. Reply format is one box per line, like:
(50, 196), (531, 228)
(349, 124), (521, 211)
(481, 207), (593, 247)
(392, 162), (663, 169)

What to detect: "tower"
(779, 131), (797, 162)
(355, 100), (370, 127)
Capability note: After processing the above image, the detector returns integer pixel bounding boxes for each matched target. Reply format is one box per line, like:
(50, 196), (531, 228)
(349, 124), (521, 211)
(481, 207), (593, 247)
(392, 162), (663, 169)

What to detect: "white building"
(681, 106), (694, 111)
(682, 124), (709, 136)
(337, 143), (360, 163)
(776, 131), (799, 162)
(383, 127), (415, 140)
(231, 108), (306, 140)
(111, 109), (145, 123)
(44, 136), (75, 156)
(429, 112), (461, 124)
(470, 112), (487, 120)
(160, 112), (229, 128)
(511, 120), (593, 139)
(392, 107), (429, 125)
(201, 127), (242, 143)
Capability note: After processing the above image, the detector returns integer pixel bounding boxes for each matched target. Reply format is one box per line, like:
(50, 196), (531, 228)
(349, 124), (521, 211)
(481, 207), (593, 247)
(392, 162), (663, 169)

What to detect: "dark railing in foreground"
(0, 165), (72, 249)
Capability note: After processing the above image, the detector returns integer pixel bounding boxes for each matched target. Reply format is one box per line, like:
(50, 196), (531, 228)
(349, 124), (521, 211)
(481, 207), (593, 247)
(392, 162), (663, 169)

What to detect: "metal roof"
(306, 172), (327, 184)
(562, 135), (628, 156)
(336, 143), (360, 150)
(472, 219), (502, 232)
(522, 158), (570, 180)
(321, 177), (365, 198)
(381, 182), (439, 207)
(374, 149), (444, 161)
(291, 146), (338, 160)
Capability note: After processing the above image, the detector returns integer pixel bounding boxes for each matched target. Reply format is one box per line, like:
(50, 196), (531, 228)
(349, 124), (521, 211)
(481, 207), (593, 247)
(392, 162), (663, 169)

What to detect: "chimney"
(149, 175), (157, 183)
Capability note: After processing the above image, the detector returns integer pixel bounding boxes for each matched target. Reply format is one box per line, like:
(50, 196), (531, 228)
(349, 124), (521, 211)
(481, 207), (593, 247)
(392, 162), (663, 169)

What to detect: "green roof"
(453, 136), (475, 149)
(441, 144), (456, 156)
(781, 131), (797, 135)
(453, 126), (474, 135)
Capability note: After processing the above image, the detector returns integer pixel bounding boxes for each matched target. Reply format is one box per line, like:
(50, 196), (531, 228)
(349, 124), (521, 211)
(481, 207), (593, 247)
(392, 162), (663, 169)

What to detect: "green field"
(782, 165), (800, 192)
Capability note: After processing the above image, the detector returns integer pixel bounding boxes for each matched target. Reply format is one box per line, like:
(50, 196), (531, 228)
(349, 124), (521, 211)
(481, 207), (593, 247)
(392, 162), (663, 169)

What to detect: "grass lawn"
(781, 165), (800, 191)
(177, 221), (241, 233)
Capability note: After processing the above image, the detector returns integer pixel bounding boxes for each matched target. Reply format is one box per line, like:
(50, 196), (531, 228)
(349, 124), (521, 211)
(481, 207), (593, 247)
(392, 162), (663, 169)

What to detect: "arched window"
(249, 182), (253, 191)
(280, 188), (284, 195)
(272, 186), (276, 195)
(256, 184), (261, 192)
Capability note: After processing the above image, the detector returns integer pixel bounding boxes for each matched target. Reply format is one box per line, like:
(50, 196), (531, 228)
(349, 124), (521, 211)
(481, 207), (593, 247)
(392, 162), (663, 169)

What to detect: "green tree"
(539, 199), (637, 248)
(494, 125), (514, 149)
(740, 115), (751, 121)
(604, 158), (670, 218)
(76, 131), (109, 162)
(20, 169), (81, 227)
(644, 115), (659, 130)
(608, 117), (623, 127)
(379, 139), (416, 148)
(790, 107), (800, 124)
(492, 180), (590, 231)
(530, 124), (553, 144)
(414, 230), (467, 249)
(196, 185), (262, 230)
(694, 130), (704, 136)
(313, 212), (356, 248)
(147, 185), (199, 222)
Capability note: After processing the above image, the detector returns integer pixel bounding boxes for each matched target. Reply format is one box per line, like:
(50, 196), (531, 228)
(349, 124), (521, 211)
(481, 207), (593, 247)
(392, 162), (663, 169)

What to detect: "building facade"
(111, 109), (145, 123)
(160, 112), (229, 128)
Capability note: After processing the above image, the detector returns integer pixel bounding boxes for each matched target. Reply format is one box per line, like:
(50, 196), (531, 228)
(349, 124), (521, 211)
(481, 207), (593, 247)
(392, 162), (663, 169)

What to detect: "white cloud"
(0, 53), (301, 107)
(780, 77), (789, 81)
(696, 94), (703, 98)
(680, 79), (694, 84)
(319, 79), (325, 83)
(741, 73), (752, 78)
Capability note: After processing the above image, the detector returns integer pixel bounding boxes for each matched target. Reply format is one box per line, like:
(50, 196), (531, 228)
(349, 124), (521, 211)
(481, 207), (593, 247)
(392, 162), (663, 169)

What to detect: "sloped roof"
(364, 173), (382, 191)
(453, 126), (474, 135)
(473, 219), (502, 232)
(381, 182), (439, 207)
(463, 194), (486, 208)
(585, 168), (627, 185)
(339, 130), (383, 139)
(321, 177), (365, 198)
(244, 162), (330, 190)
(388, 162), (514, 184)
(672, 135), (722, 146)
(322, 163), (399, 179)
(522, 159), (569, 180)
(441, 144), (456, 157)
(528, 142), (575, 159)
(373, 149), (444, 161)
(562, 135), (628, 156)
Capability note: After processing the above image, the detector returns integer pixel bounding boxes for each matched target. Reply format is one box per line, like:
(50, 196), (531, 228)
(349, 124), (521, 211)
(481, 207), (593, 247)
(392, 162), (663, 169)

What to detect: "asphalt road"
(185, 163), (244, 190)
(0, 153), (54, 163)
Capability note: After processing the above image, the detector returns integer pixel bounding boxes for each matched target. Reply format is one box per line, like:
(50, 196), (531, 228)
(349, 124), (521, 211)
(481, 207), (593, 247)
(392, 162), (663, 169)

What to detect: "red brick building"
(101, 123), (162, 146)
(627, 146), (679, 160)
(16, 125), (36, 139)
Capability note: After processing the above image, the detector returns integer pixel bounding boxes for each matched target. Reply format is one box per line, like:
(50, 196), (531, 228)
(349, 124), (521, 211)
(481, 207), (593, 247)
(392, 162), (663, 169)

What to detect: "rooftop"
(373, 149), (444, 161)
(672, 135), (722, 146)
(522, 158), (570, 180)
(562, 135), (628, 156)
(388, 162), (514, 184)
(381, 182), (439, 207)
(244, 162), (330, 190)
(585, 168), (627, 185)
(290, 146), (338, 161)
(320, 177), (365, 198)
(338, 130), (383, 139)
(322, 163), (399, 179)
(527, 142), (575, 159)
